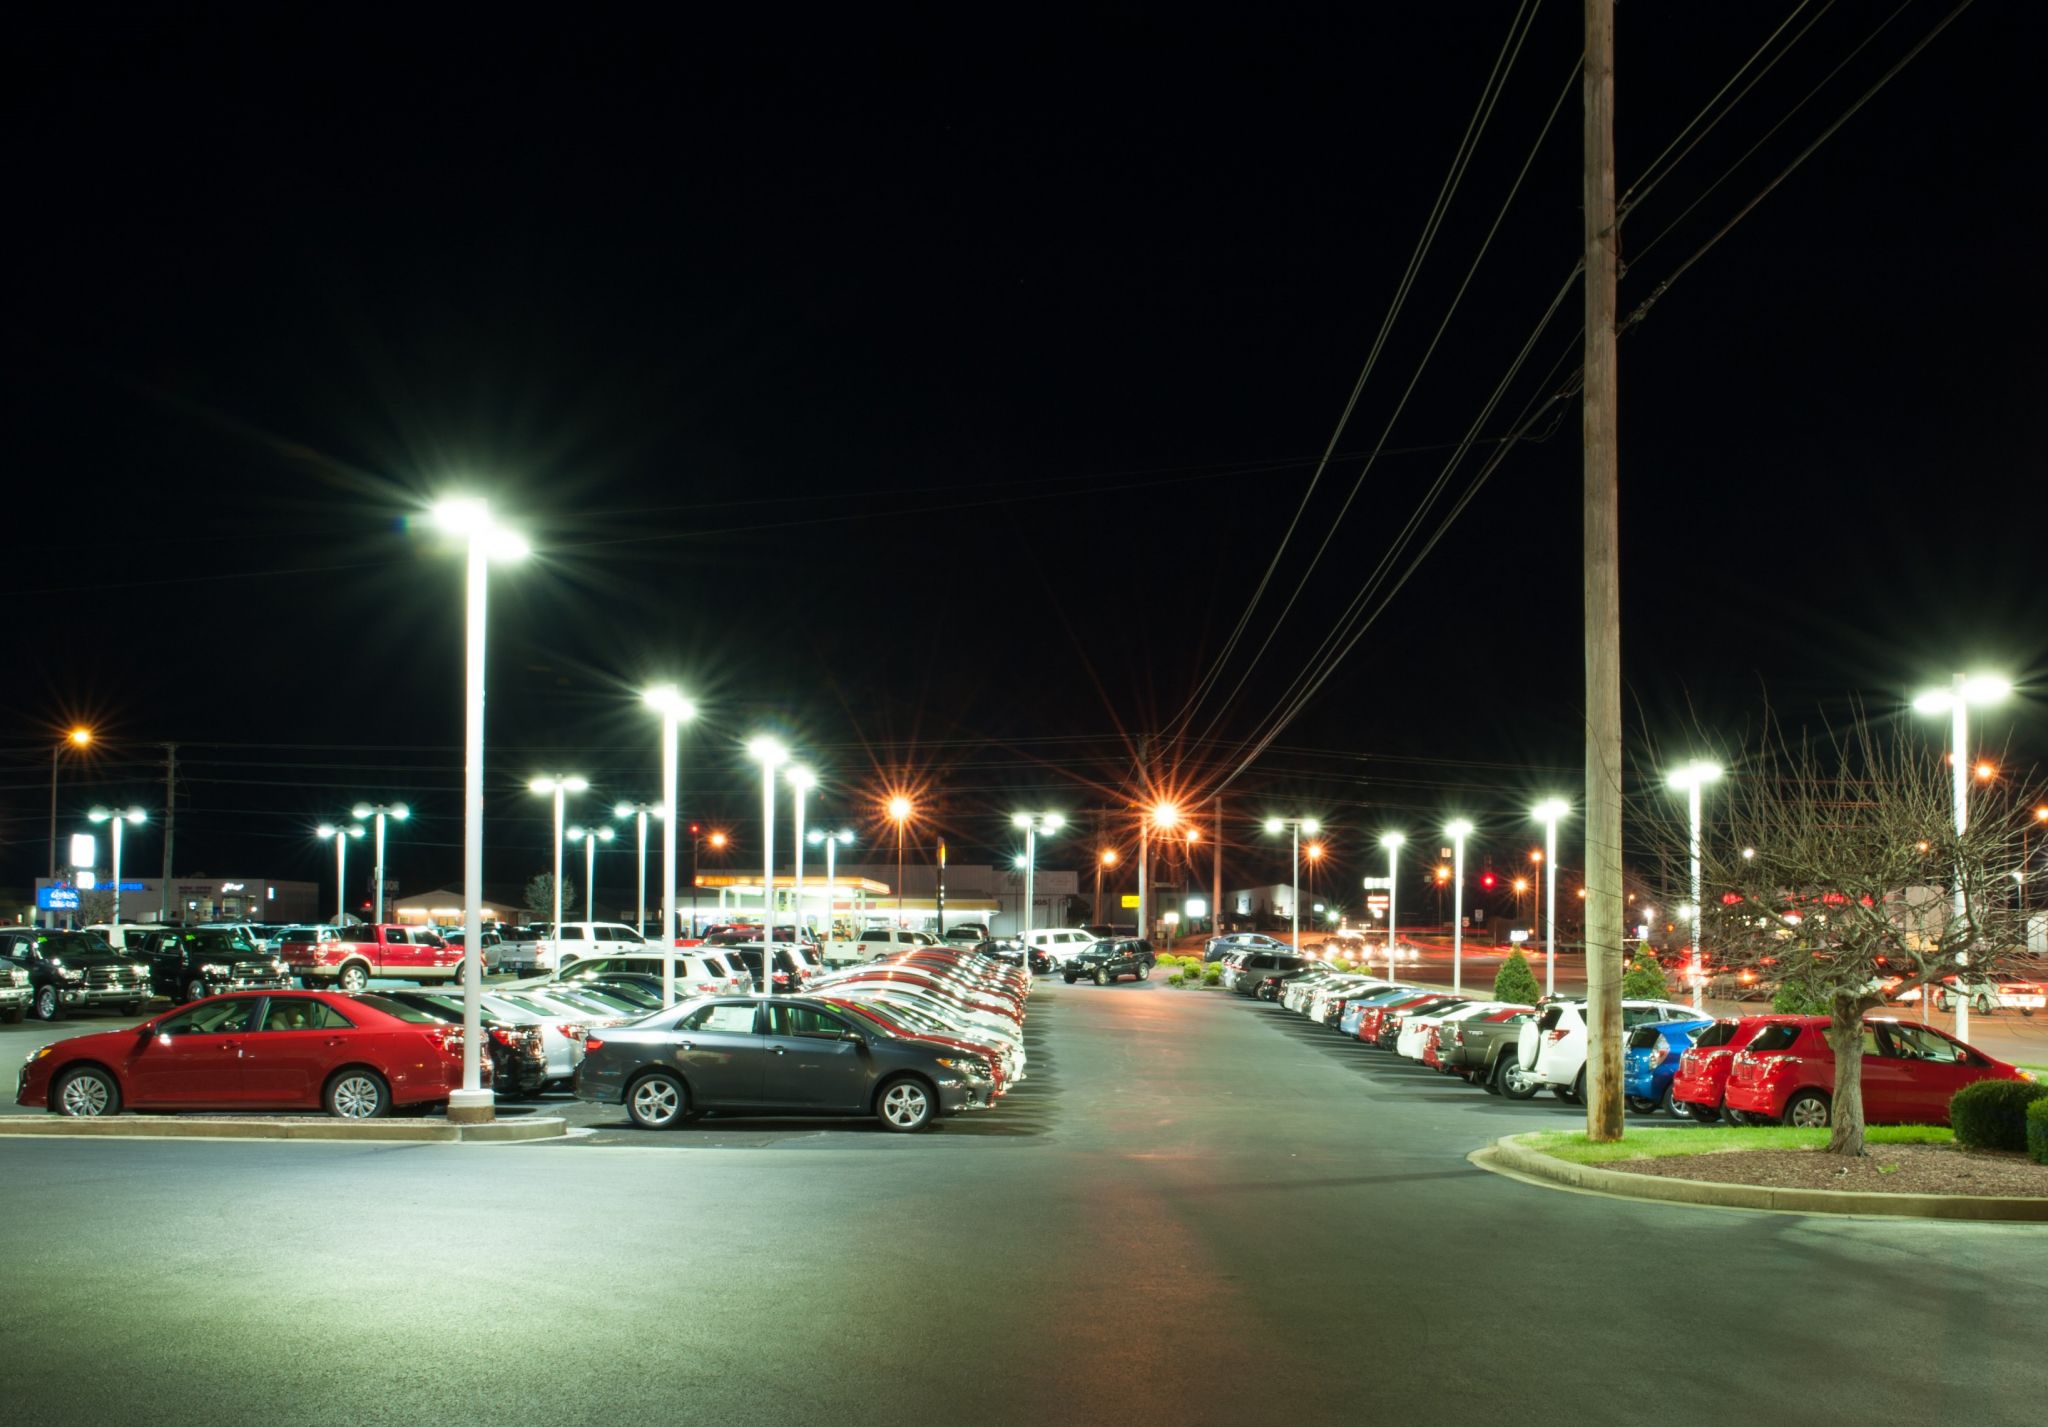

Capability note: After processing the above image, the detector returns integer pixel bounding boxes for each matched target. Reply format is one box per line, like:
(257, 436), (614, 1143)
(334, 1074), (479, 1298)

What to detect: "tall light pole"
(1913, 673), (2010, 1044)
(749, 738), (789, 986)
(1533, 799), (1569, 998)
(809, 826), (854, 942)
(88, 805), (146, 931)
(530, 776), (589, 937)
(48, 727), (92, 926)
(1446, 819), (1473, 995)
(614, 800), (662, 936)
(788, 767), (814, 943)
(567, 824), (614, 921)
(1095, 849), (1118, 925)
(350, 801), (410, 925)
(427, 495), (528, 1122)
(1305, 841), (1324, 941)
(316, 822), (365, 924)
(1013, 813), (1064, 944)
(643, 685), (696, 1003)
(1263, 816), (1321, 951)
(1141, 803), (1179, 942)
(1380, 833), (1404, 979)
(1662, 768), (1719, 1011)
(886, 795), (913, 927)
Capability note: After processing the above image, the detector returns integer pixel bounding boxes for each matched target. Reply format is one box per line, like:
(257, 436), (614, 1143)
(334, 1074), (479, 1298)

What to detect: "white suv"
(1515, 998), (1703, 1101)
(533, 922), (650, 973)
(1021, 928), (1098, 967)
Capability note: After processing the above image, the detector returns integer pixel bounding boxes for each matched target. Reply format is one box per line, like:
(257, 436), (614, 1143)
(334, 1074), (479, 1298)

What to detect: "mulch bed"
(1605, 1144), (2048, 1197)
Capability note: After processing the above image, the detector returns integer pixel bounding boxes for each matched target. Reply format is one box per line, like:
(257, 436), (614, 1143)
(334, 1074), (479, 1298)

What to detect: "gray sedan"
(572, 995), (995, 1132)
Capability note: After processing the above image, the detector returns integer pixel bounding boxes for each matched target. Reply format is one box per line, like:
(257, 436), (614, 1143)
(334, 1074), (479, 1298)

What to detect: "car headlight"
(131, 964), (149, 978)
(27, 1045), (53, 1063)
(199, 964), (229, 976)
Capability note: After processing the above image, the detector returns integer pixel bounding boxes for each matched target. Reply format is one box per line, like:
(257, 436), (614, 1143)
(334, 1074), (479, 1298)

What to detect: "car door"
(1878, 1022), (1978, 1122)
(128, 998), (263, 1105)
(246, 996), (357, 1105)
(667, 1000), (771, 1107)
(760, 1003), (870, 1110)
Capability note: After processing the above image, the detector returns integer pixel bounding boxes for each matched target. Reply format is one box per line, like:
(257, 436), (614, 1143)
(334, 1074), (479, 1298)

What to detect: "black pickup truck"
(133, 927), (294, 1005)
(1062, 938), (1156, 986)
(0, 928), (153, 1022)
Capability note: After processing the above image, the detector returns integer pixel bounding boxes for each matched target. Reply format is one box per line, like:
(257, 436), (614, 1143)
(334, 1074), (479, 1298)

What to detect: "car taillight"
(1452, 1028), (1465, 1045)
(1547, 1029), (1569, 1041)
(1650, 1045), (1669, 1067)
(438, 1031), (463, 1054)
(559, 1024), (588, 1040)
(584, 1036), (605, 1052)
(489, 1028), (518, 1046)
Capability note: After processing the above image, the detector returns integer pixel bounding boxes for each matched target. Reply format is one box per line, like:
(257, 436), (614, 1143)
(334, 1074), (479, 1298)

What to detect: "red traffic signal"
(1480, 872), (1497, 890)
(689, 822), (701, 836)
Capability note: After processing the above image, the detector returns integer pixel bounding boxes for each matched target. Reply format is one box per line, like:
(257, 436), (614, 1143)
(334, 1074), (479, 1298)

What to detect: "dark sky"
(5, 3), (2043, 911)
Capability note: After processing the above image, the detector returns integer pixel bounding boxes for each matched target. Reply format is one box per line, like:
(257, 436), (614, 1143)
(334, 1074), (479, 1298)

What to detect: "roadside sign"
(1361, 876), (1393, 889)
(1120, 894), (1140, 909)
(1509, 929), (1529, 943)
(1366, 893), (1389, 910)
(38, 887), (80, 910)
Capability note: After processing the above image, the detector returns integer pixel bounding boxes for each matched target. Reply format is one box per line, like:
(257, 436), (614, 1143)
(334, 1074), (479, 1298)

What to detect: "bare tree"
(1659, 711), (2035, 1156)
(524, 874), (574, 921)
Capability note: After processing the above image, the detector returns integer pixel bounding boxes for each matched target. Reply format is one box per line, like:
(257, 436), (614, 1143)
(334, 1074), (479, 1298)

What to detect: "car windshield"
(351, 993), (443, 1025)
(1627, 1026), (1662, 1049)
(41, 932), (117, 957)
(1693, 1022), (1741, 1050)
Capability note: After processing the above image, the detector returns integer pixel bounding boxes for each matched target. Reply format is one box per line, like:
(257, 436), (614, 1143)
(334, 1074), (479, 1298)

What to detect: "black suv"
(133, 927), (294, 1005)
(0, 928), (153, 1021)
(1062, 937), (1156, 986)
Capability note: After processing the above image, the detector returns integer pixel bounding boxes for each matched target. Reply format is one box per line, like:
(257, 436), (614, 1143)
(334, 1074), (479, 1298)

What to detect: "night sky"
(6, 3), (2043, 912)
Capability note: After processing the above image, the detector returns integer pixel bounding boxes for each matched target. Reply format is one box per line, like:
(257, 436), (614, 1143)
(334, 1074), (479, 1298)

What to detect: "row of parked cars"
(1243, 959), (2033, 1128)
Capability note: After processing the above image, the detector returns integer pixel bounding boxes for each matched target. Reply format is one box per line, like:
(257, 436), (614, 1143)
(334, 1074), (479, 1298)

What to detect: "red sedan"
(16, 990), (485, 1119)
(1721, 1015), (2028, 1128)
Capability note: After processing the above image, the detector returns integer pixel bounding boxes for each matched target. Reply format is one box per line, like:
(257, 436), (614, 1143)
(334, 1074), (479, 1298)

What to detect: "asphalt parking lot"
(3, 977), (2044, 1427)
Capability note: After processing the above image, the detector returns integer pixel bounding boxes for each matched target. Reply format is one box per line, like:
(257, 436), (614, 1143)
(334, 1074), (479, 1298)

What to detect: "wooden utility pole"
(1582, 0), (1625, 1141)
(159, 743), (179, 922)
(1212, 794), (1224, 936)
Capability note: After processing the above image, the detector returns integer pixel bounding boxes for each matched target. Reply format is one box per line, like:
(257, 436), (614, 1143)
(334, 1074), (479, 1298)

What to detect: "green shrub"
(1152, 953), (1177, 968)
(2028, 1098), (2048, 1166)
(1201, 964), (1222, 987)
(1166, 971), (1187, 989)
(1621, 949), (1669, 1000)
(1493, 950), (1540, 1005)
(1770, 979), (1830, 1015)
(1948, 1078), (2048, 1152)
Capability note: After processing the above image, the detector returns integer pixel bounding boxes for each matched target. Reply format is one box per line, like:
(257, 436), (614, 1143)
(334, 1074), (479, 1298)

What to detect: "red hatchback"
(1669, 1016), (1777, 1123)
(16, 990), (485, 1120)
(1721, 1015), (2028, 1128)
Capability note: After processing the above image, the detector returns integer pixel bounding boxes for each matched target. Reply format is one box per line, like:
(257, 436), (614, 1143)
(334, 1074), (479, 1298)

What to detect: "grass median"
(1524, 1124), (1953, 1164)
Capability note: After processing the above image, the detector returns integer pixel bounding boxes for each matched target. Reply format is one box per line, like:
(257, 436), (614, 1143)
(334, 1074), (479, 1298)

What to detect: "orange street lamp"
(886, 796), (914, 927)
(48, 727), (95, 919)
(1094, 848), (1119, 923)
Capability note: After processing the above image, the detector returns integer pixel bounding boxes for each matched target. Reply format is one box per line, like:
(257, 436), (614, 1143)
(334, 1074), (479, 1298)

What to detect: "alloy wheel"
(330, 1074), (383, 1118)
(58, 1071), (114, 1117)
(880, 1081), (931, 1129)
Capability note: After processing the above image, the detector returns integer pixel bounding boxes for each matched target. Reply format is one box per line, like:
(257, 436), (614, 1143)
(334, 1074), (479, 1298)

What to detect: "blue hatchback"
(1338, 987), (1420, 1039)
(1625, 1016), (1715, 1114)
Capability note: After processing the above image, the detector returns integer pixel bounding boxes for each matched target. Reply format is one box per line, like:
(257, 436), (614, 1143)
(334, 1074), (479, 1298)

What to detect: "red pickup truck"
(279, 924), (465, 992)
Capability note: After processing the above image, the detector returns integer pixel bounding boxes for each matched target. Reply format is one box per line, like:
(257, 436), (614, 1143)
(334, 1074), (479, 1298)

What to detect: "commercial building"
(30, 875), (320, 926)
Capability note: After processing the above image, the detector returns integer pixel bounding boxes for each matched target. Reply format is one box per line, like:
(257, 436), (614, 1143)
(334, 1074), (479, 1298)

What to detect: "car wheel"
(2024, 1009), (2036, 1018)
(626, 1071), (687, 1130)
(1497, 1055), (1539, 1101)
(1626, 1095), (1657, 1114)
(337, 964), (370, 994)
(1722, 1106), (1749, 1127)
(33, 984), (61, 1021)
(1063, 974), (1077, 985)
(1781, 1089), (1831, 1129)
(324, 1068), (390, 1119)
(1138, 963), (1152, 982)
(1095, 968), (1109, 986)
(1571, 1067), (1588, 1104)
(876, 1076), (936, 1133)
(54, 1065), (121, 1117)
(1934, 990), (1953, 1012)
(184, 978), (208, 1004)
(1972, 994), (1993, 1016)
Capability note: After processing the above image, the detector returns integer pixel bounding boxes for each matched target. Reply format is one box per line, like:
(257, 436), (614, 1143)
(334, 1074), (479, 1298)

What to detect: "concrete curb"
(0, 1114), (567, 1144)
(1476, 1133), (2048, 1221)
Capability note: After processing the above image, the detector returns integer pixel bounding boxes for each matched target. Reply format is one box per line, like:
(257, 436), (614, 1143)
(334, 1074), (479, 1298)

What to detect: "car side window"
(1884, 1023), (1959, 1063)
(259, 999), (354, 1032)
(158, 1000), (258, 1036)
(683, 1003), (759, 1034)
(769, 1005), (849, 1039)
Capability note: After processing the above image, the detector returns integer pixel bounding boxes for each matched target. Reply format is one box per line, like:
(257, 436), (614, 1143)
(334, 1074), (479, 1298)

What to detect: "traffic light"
(689, 822), (701, 836)
(1480, 871), (1497, 890)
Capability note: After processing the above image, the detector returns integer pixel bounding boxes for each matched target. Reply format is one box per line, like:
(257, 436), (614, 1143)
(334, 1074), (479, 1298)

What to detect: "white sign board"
(69, 833), (96, 869)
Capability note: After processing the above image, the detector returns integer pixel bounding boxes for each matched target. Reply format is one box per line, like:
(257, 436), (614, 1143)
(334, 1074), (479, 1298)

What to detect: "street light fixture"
(315, 822), (365, 925)
(808, 825), (855, 940)
(1445, 819), (1473, 995)
(642, 684), (697, 1002)
(1141, 803), (1181, 944)
(1532, 798), (1570, 997)
(1912, 672), (2010, 1042)
(1263, 815), (1322, 951)
(48, 727), (93, 926)
(1013, 813), (1064, 946)
(566, 824), (615, 921)
(87, 805), (146, 931)
(350, 801), (411, 924)
(886, 795), (914, 928)
(1380, 833), (1404, 979)
(428, 495), (528, 1122)
(529, 775), (589, 941)
(748, 737), (789, 981)
(1095, 848), (1119, 926)
(1664, 765), (1721, 1010)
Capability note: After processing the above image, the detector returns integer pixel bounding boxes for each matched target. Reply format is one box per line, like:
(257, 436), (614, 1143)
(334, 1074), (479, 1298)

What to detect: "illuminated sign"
(38, 887), (80, 910)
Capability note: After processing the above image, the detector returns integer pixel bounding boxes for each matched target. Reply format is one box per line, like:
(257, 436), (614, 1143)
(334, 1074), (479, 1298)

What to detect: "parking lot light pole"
(787, 768), (815, 944)
(748, 738), (789, 990)
(1141, 803), (1179, 944)
(48, 727), (93, 926)
(887, 796), (913, 928)
(529, 775), (589, 941)
(316, 822), (364, 924)
(88, 805), (146, 930)
(1380, 833), (1404, 979)
(567, 825), (614, 921)
(1913, 673), (2010, 1044)
(1445, 819), (1473, 995)
(350, 801), (410, 925)
(1263, 816), (1321, 951)
(642, 685), (697, 1005)
(428, 495), (528, 1120)
(809, 826), (854, 941)
(1013, 813), (1063, 946)
(614, 800), (661, 936)
(1531, 799), (1570, 998)
(1659, 770), (1717, 1011)
(1095, 849), (1118, 925)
